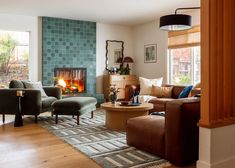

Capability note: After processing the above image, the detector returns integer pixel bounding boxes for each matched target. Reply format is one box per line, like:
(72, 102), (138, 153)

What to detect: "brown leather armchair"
(126, 97), (200, 166)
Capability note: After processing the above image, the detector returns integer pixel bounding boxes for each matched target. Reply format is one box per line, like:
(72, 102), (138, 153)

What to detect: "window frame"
(168, 46), (200, 85)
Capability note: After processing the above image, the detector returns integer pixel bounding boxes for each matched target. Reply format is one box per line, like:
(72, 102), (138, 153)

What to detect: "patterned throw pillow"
(178, 85), (193, 98)
(22, 81), (48, 97)
(151, 85), (173, 98)
(139, 77), (163, 95)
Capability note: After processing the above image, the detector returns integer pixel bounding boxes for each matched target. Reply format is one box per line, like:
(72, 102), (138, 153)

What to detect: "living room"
(1, 0), (235, 168)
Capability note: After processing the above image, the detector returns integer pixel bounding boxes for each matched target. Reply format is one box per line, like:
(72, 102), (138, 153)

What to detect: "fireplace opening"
(54, 68), (86, 94)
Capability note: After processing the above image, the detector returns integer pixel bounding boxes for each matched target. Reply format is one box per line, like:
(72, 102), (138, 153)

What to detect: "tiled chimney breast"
(42, 17), (96, 94)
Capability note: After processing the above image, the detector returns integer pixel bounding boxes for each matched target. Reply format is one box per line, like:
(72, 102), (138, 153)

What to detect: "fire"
(58, 78), (66, 88)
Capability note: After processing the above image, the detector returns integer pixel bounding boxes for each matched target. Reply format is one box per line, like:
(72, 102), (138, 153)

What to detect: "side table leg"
(2, 113), (5, 123)
(14, 113), (23, 127)
(91, 111), (94, 118)
(14, 96), (23, 127)
(55, 114), (58, 124)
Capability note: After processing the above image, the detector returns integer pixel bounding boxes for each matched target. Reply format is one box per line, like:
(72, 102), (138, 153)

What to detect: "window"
(0, 30), (29, 87)
(168, 46), (200, 85)
(168, 26), (200, 85)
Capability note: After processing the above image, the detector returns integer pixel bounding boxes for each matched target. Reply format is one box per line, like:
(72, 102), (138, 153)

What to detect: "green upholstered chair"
(0, 80), (61, 123)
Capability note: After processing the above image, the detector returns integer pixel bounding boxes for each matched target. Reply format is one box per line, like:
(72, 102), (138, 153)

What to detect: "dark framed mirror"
(105, 40), (124, 72)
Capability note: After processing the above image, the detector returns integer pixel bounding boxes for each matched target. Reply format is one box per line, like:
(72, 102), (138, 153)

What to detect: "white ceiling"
(0, 0), (200, 26)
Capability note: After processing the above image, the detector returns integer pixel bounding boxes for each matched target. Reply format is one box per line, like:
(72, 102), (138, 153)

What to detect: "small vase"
(110, 94), (117, 104)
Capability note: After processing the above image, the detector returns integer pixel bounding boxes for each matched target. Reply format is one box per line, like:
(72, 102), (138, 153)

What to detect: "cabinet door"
(110, 78), (124, 89)
(103, 75), (139, 101)
(103, 75), (110, 101)
(124, 75), (139, 85)
(110, 75), (125, 99)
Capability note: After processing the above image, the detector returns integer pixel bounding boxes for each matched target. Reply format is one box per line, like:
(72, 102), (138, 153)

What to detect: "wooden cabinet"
(103, 75), (139, 101)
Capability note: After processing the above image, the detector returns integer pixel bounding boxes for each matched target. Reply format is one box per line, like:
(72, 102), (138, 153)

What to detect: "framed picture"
(144, 44), (157, 63)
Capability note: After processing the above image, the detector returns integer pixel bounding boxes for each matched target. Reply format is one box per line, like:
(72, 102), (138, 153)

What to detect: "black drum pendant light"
(159, 7), (200, 31)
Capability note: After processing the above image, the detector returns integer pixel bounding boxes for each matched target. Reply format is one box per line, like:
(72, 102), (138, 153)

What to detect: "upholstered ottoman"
(52, 97), (97, 124)
(126, 115), (165, 158)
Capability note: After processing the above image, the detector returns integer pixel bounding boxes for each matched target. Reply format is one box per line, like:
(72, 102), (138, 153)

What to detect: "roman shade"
(168, 25), (200, 49)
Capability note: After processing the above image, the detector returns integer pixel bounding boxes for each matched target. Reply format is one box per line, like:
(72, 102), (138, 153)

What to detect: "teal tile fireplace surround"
(42, 17), (103, 104)
(42, 17), (96, 93)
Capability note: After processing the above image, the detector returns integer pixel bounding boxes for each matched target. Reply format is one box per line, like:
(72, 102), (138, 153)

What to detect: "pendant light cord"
(175, 7), (200, 14)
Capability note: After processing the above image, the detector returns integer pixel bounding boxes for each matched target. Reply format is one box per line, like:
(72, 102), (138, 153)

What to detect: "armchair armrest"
(124, 84), (140, 101)
(0, 89), (18, 114)
(0, 89), (42, 115)
(21, 89), (42, 115)
(43, 86), (61, 99)
(165, 97), (200, 166)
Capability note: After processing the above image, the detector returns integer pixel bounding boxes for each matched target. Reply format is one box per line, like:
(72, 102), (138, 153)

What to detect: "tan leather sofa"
(126, 97), (200, 166)
(125, 84), (200, 113)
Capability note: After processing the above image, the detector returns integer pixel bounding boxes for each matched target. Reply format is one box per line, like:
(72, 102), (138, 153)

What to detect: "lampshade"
(159, 14), (192, 31)
(123, 56), (134, 63)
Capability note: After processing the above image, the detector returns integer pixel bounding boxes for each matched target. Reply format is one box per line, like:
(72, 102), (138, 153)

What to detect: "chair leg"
(51, 111), (54, 117)
(91, 111), (94, 119)
(55, 114), (58, 124)
(77, 115), (79, 125)
(2, 113), (5, 123)
(35, 115), (38, 123)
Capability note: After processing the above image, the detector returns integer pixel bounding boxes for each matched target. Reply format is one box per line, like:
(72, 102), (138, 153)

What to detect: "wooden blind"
(168, 26), (200, 49)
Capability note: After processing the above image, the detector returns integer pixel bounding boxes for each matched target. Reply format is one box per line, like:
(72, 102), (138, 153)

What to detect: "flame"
(58, 78), (66, 88)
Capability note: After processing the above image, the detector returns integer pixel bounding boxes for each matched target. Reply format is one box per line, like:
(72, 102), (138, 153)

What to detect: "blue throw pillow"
(178, 85), (193, 98)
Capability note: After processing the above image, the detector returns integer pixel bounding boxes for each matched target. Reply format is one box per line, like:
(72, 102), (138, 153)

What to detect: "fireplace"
(54, 68), (86, 94)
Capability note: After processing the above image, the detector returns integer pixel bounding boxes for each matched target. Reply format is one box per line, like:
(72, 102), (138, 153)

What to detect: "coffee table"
(101, 102), (153, 131)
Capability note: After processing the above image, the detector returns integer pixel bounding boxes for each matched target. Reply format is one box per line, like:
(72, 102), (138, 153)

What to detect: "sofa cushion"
(9, 80), (24, 88)
(52, 97), (97, 111)
(23, 81), (48, 98)
(178, 85), (193, 98)
(42, 96), (57, 109)
(148, 98), (174, 112)
(151, 85), (173, 98)
(139, 77), (163, 95)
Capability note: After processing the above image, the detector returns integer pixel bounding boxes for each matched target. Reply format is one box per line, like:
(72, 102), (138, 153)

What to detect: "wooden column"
(200, 0), (235, 128)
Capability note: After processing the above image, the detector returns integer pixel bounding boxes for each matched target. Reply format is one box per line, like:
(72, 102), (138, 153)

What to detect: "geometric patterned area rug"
(34, 110), (171, 168)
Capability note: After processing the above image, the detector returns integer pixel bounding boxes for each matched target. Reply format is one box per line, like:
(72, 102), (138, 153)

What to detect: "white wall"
(0, 12), (199, 90)
(96, 23), (133, 93)
(132, 20), (168, 83)
(131, 11), (200, 84)
(0, 14), (41, 82)
(189, 10), (200, 26)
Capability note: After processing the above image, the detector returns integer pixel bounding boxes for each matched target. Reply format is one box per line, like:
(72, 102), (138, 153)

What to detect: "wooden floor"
(0, 115), (195, 168)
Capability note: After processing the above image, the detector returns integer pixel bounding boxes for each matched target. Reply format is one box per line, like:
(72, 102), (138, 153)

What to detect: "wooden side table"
(101, 102), (153, 131)
(14, 90), (24, 127)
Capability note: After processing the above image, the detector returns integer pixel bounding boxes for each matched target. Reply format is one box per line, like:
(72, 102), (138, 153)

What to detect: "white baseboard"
(197, 156), (235, 168)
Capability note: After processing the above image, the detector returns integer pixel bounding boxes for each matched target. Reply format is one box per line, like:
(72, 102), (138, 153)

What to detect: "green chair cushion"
(42, 96), (57, 109)
(52, 97), (97, 112)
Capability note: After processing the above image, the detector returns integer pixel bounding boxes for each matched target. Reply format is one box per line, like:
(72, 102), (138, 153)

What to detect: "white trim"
(198, 125), (235, 168)
(197, 157), (235, 168)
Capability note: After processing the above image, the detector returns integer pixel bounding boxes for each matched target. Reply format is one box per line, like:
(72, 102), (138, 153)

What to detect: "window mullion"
(191, 47), (195, 84)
